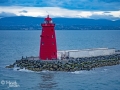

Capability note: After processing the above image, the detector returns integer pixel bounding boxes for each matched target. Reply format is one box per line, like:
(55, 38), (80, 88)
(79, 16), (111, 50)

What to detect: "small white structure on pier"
(57, 48), (115, 59)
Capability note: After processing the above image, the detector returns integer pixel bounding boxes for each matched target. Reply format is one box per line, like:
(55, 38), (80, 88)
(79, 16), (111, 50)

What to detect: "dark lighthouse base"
(6, 54), (120, 72)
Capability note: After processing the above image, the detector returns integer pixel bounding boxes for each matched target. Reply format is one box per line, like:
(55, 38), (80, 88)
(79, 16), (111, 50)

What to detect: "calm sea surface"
(0, 30), (120, 90)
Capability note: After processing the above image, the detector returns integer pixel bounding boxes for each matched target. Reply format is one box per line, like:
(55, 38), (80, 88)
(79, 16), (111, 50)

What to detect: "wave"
(13, 67), (51, 73)
(71, 71), (85, 74)
(71, 70), (96, 74)
(103, 69), (108, 71)
(13, 67), (34, 72)
(70, 68), (109, 74)
(101, 68), (108, 73)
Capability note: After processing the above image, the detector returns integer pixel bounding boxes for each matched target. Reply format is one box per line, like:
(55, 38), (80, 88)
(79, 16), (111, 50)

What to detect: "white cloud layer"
(0, 6), (120, 19)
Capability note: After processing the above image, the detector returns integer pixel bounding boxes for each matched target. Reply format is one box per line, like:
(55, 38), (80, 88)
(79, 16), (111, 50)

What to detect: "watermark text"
(1, 80), (20, 88)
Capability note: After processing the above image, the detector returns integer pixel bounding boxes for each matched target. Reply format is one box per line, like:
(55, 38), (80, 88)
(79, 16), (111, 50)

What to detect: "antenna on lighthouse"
(46, 11), (49, 16)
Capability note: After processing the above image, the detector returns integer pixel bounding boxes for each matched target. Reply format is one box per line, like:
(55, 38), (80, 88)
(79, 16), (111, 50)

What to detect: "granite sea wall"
(6, 54), (120, 71)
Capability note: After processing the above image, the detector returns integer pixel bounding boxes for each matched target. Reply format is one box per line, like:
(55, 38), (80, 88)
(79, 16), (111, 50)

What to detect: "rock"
(5, 64), (14, 68)
(5, 54), (120, 71)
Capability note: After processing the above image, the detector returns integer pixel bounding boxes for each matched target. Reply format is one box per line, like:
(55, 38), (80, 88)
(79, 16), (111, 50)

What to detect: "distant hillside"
(0, 16), (120, 30)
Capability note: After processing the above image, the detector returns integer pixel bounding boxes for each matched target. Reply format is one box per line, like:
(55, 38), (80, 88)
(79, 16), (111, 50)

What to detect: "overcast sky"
(0, 0), (120, 20)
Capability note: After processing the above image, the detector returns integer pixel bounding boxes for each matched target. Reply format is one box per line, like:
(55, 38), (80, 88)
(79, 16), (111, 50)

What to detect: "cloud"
(0, 11), (16, 17)
(89, 14), (118, 20)
(0, 0), (120, 11)
(0, 6), (120, 20)
(19, 10), (28, 13)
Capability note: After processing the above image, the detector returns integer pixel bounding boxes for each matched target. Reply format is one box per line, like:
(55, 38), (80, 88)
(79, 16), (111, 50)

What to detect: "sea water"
(0, 30), (120, 90)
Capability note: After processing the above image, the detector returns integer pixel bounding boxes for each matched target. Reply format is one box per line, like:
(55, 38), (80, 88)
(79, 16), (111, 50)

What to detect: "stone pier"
(6, 54), (120, 72)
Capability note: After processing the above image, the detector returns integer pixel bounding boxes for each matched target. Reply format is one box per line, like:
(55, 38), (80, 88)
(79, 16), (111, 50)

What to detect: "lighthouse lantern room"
(39, 15), (57, 60)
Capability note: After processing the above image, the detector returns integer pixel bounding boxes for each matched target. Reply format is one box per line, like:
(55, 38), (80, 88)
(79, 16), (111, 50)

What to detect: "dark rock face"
(6, 54), (120, 72)
(5, 64), (14, 68)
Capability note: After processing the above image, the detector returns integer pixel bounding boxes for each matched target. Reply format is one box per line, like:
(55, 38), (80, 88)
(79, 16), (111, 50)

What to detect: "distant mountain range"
(0, 16), (120, 30)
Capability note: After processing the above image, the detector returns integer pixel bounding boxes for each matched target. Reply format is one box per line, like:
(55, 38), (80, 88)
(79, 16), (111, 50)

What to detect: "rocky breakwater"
(6, 54), (120, 72)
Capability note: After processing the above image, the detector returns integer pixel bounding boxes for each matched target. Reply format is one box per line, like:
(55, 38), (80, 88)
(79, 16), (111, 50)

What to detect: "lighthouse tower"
(39, 15), (57, 60)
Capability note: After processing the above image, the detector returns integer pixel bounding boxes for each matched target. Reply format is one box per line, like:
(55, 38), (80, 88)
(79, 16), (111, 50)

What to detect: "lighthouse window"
(52, 35), (54, 38)
(53, 52), (55, 55)
(42, 42), (44, 45)
(50, 20), (53, 23)
(52, 42), (54, 45)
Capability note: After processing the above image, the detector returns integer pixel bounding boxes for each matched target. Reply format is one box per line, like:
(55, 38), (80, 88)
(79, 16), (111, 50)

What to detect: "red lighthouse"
(39, 15), (57, 60)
